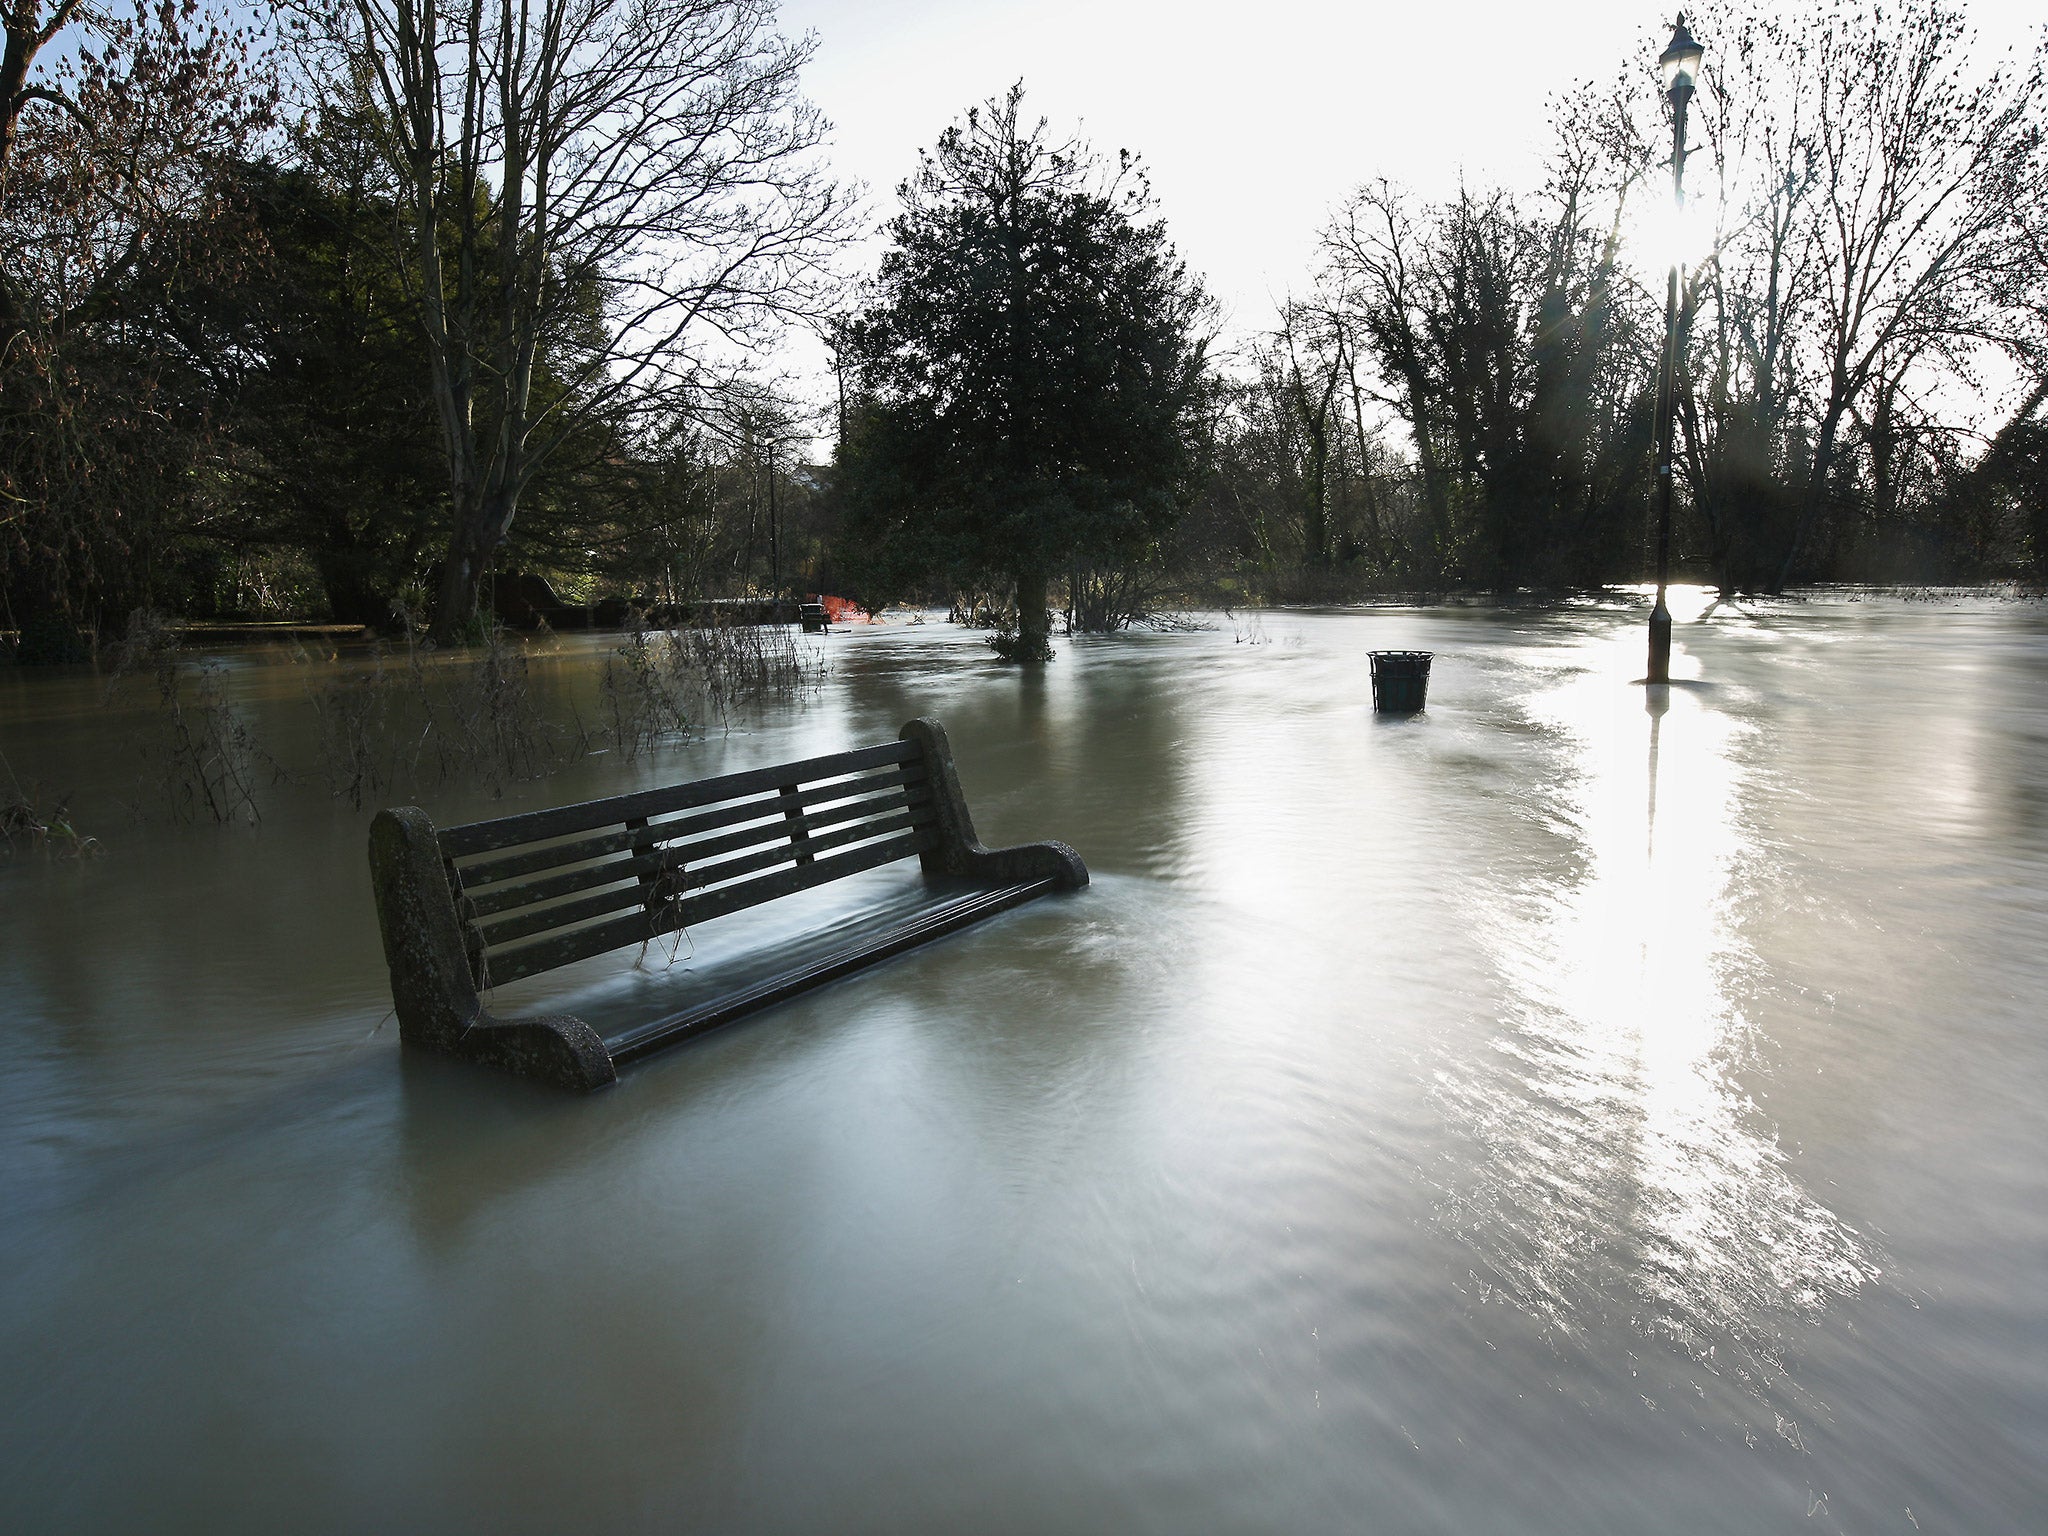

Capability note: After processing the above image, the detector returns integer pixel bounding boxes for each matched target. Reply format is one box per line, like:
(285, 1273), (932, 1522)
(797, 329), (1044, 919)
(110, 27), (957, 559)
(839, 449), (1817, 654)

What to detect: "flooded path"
(3, 595), (2045, 1533)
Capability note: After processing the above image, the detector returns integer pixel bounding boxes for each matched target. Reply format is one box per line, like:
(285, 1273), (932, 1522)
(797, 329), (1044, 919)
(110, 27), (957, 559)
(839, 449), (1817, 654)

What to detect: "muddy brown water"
(3, 596), (2044, 1534)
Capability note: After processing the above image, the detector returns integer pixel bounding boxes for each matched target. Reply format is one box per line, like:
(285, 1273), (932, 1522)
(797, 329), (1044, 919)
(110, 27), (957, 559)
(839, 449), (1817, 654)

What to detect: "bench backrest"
(437, 740), (938, 986)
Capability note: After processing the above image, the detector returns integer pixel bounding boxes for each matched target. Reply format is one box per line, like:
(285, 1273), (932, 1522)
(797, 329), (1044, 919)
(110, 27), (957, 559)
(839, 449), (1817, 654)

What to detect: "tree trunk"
(314, 512), (386, 627)
(1013, 565), (1052, 663)
(432, 484), (516, 642)
(1345, 356), (1388, 573)
(1777, 402), (1847, 592)
(5, 574), (91, 664)
(1400, 366), (1450, 580)
(432, 536), (482, 644)
(1303, 430), (1329, 569)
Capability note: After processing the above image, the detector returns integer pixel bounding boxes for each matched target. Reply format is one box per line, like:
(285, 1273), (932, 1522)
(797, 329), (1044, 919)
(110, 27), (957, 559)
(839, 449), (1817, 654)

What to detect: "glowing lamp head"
(1659, 14), (1704, 96)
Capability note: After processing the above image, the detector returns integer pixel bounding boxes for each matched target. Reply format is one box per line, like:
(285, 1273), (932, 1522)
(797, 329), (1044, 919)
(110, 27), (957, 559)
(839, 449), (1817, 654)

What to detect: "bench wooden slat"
(438, 739), (922, 857)
(474, 806), (936, 948)
(484, 827), (937, 985)
(662, 805), (935, 901)
(606, 878), (1057, 1064)
(461, 783), (935, 919)
(671, 786), (926, 871)
(451, 764), (927, 888)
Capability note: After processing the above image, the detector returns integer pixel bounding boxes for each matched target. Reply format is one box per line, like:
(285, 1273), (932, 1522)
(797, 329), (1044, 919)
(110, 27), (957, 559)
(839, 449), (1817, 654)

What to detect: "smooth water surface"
(3, 597), (2045, 1534)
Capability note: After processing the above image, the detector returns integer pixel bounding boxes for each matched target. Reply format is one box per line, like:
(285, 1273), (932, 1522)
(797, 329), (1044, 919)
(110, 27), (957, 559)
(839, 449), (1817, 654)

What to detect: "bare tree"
(1322, 180), (1454, 576)
(1320, 152), (1653, 593)
(1276, 303), (1346, 569)
(313, 0), (851, 638)
(1770, 0), (2041, 585)
(2, 1), (275, 650)
(1289, 2), (2045, 593)
(2, 0), (272, 337)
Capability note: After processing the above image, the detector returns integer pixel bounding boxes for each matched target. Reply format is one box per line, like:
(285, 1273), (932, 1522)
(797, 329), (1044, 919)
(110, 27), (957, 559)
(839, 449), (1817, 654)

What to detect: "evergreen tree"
(836, 85), (1214, 661)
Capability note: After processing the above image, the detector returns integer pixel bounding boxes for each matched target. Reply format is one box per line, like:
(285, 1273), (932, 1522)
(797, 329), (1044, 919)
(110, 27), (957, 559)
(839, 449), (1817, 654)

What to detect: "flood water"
(3, 594), (2045, 1534)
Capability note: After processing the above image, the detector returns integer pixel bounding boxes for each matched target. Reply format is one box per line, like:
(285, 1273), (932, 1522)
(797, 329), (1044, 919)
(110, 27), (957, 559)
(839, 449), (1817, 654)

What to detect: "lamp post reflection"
(1646, 680), (1669, 866)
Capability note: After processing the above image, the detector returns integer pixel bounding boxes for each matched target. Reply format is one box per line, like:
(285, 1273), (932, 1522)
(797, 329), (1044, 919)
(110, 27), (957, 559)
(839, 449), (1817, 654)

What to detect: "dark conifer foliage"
(200, 117), (444, 625)
(834, 85), (1215, 658)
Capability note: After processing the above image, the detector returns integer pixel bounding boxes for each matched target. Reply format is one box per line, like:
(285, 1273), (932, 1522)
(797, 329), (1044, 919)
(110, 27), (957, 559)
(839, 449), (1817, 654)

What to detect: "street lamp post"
(1647, 13), (1702, 686)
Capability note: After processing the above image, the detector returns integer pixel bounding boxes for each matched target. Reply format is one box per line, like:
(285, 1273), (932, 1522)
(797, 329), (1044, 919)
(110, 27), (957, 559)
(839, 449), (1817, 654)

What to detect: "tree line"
(3, 0), (848, 658)
(1195, 1), (2047, 605)
(4, 0), (2044, 665)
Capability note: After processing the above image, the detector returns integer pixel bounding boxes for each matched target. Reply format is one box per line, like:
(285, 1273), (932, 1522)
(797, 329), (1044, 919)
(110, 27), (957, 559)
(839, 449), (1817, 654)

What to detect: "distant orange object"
(816, 594), (871, 624)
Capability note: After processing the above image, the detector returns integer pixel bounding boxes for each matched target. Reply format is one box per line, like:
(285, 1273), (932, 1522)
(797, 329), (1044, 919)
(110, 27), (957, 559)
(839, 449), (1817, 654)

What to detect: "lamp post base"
(1647, 598), (1672, 685)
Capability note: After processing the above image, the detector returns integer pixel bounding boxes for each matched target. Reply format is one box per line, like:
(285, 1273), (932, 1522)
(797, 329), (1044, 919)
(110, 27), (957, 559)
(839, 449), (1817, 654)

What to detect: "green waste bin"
(1369, 650), (1433, 713)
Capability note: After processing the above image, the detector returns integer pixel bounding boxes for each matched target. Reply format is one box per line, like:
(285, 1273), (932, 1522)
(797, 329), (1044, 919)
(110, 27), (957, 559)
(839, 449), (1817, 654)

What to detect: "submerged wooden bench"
(368, 718), (1086, 1090)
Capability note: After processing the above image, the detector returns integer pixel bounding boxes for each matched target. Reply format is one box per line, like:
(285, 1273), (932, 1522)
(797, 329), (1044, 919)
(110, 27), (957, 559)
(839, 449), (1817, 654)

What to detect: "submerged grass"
(2, 750), (100, 858)
(667, 611), (828, 721)
(603, 613), (828, 750)
(106, 611), (273, 824)
(601, 627), (693, 760)
(81, 605), (829, 828)
(303, 609), (583, 804)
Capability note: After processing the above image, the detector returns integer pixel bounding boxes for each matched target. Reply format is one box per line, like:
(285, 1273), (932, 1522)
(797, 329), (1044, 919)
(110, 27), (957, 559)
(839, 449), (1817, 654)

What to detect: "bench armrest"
(899, 717), (1089, 890)
(369, 806), (617, 1090)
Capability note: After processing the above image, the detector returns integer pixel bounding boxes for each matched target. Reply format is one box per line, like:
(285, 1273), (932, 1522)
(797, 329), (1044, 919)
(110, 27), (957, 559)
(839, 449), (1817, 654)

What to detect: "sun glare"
(1625, 186), (1717, 284)
(1620, 582), (1718, 625)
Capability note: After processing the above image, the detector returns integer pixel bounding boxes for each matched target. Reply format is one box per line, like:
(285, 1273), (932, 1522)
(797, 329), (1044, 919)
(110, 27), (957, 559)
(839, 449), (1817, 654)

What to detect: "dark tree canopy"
(836, 85), (1214, 659)
(1, 0), (276, 656)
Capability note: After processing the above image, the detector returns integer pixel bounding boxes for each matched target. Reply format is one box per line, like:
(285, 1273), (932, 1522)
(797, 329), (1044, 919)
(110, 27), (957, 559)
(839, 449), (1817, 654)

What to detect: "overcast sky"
(779, 0), (2041, 384)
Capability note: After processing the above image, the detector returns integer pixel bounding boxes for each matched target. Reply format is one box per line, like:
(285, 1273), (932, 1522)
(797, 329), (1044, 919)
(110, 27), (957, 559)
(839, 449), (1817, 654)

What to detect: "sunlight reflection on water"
(1431, 631), (1878, 1383)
